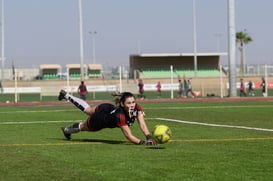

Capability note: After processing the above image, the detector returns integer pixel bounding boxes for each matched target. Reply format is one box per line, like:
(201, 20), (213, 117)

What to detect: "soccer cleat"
(58, 90), (67, 101)
(61, 126), (71, 140)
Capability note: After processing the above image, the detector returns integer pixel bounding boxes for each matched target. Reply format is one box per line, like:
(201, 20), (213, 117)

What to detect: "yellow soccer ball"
(152, 125), (171, 144)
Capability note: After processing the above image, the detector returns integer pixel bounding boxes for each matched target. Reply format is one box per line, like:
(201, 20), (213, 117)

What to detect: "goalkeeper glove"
(139, 139), (157, 145)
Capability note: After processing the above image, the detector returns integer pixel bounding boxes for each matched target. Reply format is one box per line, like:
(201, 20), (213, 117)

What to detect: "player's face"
(122, 96), (136, 115)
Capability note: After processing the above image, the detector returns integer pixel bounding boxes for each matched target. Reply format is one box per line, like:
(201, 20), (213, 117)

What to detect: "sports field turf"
(1, 100), (273, 180)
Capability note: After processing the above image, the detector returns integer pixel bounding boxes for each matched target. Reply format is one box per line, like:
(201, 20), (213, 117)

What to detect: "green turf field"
(1, 101), (273, 180)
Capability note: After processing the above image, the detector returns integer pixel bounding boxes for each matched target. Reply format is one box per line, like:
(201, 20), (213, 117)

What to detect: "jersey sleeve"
(117, 113), (128, 127)
(135, 104), (144, 115)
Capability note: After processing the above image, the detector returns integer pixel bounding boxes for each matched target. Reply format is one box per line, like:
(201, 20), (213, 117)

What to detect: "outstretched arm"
(137, 112), (151, 137)
(137, 112), (157, 145)
(120, 125), (141, 144)
(120, 124), (156, 145)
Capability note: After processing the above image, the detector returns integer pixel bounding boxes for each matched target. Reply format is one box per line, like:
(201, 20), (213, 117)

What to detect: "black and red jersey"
(87, 103), (143, 131)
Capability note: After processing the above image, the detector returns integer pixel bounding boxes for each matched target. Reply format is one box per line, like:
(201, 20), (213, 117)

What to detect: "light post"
(193, 0), (197, 77)
(89, 31), (97, 64)
(228, 0), (237, 97)
(1, 0), (5, 86)
(214, 33), (223, 98)
(78, 0), (84, 80)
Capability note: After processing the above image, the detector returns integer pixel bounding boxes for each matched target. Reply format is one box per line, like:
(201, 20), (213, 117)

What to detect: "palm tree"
(236, 30), (253, 75)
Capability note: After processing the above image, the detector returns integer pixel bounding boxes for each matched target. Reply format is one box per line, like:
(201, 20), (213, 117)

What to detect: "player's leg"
(61, 122), (81, 140)
(61, 120), (91, 140)
(61, 115), (95, 140)
(58, 90), (94, 115)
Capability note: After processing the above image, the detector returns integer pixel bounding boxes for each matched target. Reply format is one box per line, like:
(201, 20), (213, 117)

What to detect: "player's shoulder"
(135, 103), (143, 111)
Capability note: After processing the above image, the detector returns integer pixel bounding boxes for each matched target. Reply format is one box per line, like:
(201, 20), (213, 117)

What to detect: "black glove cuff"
(139, 140), (145, 145)
(145, 134), (152, 140)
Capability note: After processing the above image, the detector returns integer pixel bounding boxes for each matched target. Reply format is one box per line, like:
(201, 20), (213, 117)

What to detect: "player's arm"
(137, 111), (151, 137)
(137, 112), (156, 145)
(120, 125), (141, 144)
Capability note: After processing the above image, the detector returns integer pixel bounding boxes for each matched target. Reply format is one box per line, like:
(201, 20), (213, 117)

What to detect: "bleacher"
(175, 68), (220, 77)
(88, 64), (102, 78)
(130, 53), (228, 79)
(141, 67), (220, 78)
(43, 73), (58, 79)
(141, 68), (171, 78)
(66, 64), (86, 79)
(39, 64), (61, 80)
(69, 73), (81, 78)
(88, 71), (101, 77)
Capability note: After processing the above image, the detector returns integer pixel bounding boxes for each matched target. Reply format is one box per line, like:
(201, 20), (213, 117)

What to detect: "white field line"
(3, 117), (273, 133)
(0, 109), (77, 114)
(169, 137), (273, 143)
(151, 117), (273, 132)
(145, 105), (273, 110)
(0, 142), (103, 147)
(0, 105), (271, 114)
(0, 120), (80, 125)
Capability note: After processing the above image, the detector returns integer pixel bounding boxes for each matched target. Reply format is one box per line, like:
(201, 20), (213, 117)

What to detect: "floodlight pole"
(1, 0), (5, 86)
(227, 0), (237, 97)
(78, 0), (84, 80)
(214, 33), (223, 98)
(170, 65), (174, 99)
(14, 69), (18, 103)
(265, 64), (268, 97)
(220, 64), (223, 98)
(119, 66), (122, 92)
(193, 0), (197, 77)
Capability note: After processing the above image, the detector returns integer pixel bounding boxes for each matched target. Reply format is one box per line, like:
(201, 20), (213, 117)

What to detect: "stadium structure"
(129, 53), (227, 79)
(0, 52), (272, 100)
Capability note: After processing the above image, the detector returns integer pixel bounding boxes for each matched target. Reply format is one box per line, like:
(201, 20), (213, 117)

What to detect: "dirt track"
(1, 96), (273, 107)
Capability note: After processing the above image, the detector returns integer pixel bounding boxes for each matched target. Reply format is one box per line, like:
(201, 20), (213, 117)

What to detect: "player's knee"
(84, 107), (94, 115)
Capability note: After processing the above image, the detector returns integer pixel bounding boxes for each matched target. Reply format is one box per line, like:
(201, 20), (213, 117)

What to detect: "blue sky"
(2, 0), (273, 68)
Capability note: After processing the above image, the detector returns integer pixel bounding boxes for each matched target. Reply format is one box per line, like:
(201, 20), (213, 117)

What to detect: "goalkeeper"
(59, 90), (156, 145)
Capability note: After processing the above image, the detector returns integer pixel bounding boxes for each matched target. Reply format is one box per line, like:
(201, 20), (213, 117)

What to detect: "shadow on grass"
(73, 138), (127, 145)
(48, 137), (128, 145)
(146, 146), (166, 149)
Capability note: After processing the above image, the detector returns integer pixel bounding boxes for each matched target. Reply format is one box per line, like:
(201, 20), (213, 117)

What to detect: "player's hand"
(144, 139), (157, 145)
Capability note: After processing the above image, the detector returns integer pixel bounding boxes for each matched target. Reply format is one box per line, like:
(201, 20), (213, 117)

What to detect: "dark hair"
(120, 92), (135, 104)
(111, 92), (135, 106)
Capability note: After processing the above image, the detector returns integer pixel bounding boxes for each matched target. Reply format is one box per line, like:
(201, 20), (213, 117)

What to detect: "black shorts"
(86, 103), (116, 131)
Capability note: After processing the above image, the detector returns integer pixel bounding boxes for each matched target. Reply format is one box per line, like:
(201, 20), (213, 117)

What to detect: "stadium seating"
(69, 73), (81, 78)
(88, 64), (102, 78)
(140, 68), (220, 78)
(42, 73), (58, 79)
(88, 72), (102, 78)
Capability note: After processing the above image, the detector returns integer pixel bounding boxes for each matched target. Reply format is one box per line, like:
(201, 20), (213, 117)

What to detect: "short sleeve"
(117, 114), (127, 127)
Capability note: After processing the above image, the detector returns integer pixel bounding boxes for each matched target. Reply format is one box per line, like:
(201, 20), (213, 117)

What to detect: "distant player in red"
(240, 78), (247, 97)
(59, 90), (156, 145)
(138, 79), (145, 99)
(78, 81), (87, 100)
(156, 81), (161, 97)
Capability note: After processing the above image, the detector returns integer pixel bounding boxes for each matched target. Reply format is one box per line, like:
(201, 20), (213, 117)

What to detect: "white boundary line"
(1, 117), (273, 133)
(1, 116), (273, 133)
(151, 117), (273, 132)
(0, 109), (77, 114)
(0, 120), (79, 125)
(0, 104), (272, 114)
(0, 142), (102, 147)
(145, 105), (273, 110)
